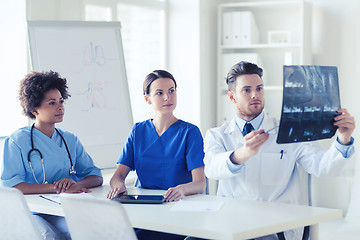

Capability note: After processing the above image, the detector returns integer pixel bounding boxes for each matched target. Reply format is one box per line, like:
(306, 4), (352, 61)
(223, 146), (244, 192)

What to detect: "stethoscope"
(28, 123), (76, 184)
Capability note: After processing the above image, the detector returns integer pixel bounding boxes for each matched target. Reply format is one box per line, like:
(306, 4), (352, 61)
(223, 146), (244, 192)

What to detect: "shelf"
(220, 1), (302, 9)
(217, 0), (311, 125)
(221, 43), (301, 50)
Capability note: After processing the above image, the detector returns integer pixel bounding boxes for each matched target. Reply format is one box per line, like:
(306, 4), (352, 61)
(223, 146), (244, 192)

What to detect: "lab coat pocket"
(261, 152), (286, 185)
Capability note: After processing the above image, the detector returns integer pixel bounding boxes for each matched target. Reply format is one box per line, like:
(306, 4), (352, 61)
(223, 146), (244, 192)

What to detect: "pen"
(265, 125), (279, 133)
(259, 125), (279, 135)
(40, 195), (61, 205)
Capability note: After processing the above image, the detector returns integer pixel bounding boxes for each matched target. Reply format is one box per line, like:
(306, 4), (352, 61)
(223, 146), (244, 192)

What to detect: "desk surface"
(25, 185), (342, 240)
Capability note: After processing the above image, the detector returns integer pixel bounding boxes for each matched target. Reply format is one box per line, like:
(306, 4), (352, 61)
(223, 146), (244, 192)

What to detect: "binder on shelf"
(241, 11), (259, 45)
(232, 11), (242, 45)
(222, 12), (232, 45)
(231, 11), (259, 45)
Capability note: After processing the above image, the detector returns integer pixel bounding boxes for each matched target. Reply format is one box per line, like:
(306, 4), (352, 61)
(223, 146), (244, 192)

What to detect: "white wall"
(26, 0), (83, 20)
(199, 0), (223, 134)
(309, 0), (360, 211)
(167, 0), (201, 127)
(311, 0), (360, 162)
(0, 1), (28, 136)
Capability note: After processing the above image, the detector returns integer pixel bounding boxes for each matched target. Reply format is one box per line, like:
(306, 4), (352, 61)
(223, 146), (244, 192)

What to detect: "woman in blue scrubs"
(1, 71), (103, 239)
(108, 70), (206, 240)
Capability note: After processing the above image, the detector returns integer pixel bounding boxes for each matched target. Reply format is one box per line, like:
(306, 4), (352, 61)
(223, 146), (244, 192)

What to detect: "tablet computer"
(111, 194), (166, 204)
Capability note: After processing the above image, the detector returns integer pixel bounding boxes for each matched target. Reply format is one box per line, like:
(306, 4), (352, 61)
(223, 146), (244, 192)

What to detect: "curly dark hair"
(19, 70), (71, 119)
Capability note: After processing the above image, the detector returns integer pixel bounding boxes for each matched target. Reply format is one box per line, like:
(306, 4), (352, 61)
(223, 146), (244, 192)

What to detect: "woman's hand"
(54, 178), (91, 194)
(162, 167), (206, 202)
(64, 182), (91, 193)
(163, 185), (186, 202)
(108, 164), (131, 199)
(107, 182), (127, 199)
(53, 178), (76, 194)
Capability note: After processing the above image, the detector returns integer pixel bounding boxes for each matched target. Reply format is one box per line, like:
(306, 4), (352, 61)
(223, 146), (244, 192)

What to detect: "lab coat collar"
(224, 117), (239, 134)
(224, 112), (277, 135)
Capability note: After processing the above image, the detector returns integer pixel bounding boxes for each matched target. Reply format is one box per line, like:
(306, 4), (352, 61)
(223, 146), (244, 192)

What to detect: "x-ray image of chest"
(277, 65), (340, 144)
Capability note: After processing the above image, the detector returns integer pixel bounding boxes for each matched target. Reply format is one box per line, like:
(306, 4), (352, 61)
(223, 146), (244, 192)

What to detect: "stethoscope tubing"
(28, 124), (76, 184)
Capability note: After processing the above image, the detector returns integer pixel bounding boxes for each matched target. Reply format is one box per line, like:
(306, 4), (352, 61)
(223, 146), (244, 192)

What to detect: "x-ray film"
(276, 65), (340, 144)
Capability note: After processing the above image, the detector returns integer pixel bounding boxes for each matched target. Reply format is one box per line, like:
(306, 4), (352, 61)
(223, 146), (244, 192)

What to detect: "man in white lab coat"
(204, 61), (355, 240)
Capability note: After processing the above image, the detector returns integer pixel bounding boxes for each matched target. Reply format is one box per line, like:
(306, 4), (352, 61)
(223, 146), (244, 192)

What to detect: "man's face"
(228, 74), (265, 121)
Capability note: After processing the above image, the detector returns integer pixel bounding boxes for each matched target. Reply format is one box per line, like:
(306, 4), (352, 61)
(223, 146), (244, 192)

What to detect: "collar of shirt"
(235, 111), (264, 132)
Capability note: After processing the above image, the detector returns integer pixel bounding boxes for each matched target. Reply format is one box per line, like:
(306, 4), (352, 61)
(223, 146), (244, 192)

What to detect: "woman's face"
(32, 89), (65, 125)
(145, 78), (177, 114)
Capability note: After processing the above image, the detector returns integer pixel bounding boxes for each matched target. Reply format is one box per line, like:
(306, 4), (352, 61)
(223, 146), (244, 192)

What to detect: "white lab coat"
(204, 113), (354, 239)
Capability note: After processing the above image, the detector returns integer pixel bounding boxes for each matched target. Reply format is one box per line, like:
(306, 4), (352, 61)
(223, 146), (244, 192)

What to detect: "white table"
(25, 185), (342, 240)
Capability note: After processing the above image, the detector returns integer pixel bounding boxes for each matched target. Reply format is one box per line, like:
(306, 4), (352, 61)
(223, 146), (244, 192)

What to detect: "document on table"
(40, 192), (94, 204)
(170, 200), (224, 212)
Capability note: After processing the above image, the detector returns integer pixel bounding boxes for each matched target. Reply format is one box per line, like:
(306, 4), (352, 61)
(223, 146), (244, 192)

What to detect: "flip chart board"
(28, 21), (133, 168)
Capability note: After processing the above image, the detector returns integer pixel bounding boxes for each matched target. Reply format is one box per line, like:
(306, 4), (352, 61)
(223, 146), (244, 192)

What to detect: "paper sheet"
(39, 192), (94, 204)
(170, 200), (224, 212)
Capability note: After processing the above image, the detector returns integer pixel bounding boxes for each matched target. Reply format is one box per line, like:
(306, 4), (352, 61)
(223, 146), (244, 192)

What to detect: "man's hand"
(334, 108), (355, 145)
(230, 129), (269, 165)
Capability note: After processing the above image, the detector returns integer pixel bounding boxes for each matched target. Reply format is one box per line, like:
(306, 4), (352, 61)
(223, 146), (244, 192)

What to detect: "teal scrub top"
(118, 119), (204, 190)
(1, 126), (102, 187)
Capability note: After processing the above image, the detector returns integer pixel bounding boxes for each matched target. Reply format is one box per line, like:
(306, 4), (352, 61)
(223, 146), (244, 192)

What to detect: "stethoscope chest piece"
(70, 167), (77, 176)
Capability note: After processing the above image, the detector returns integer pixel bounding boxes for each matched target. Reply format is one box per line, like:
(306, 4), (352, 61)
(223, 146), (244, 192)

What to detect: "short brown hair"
(226, 61), (263, 91)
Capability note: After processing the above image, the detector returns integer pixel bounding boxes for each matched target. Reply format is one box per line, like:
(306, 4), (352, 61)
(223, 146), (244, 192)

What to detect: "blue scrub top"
(1, 126), (102, 187)
(118, 119), (204, 190)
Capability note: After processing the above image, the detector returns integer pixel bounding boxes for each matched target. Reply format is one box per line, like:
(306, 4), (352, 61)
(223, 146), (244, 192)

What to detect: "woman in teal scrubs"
(108, 70), (206, 240)
(1, 71), (103, 239)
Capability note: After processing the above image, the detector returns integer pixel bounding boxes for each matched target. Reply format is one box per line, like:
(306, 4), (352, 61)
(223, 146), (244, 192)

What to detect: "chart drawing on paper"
(28, 21), (134, 169)
(28, 21), (133, 148)
(276, 65), (340, 144)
